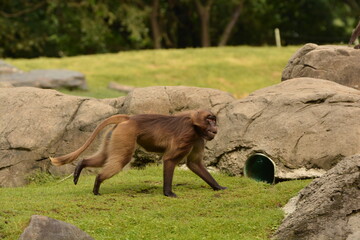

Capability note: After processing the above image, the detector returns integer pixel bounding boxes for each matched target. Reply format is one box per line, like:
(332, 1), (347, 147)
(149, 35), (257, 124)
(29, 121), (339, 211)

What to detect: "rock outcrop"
(282, 44), (360, 90)
(0, 86), (233, 187)
(2, 78), (360, 186)
(123, 86), (234, 115)
(0, 87), (125, 187)
(273, 155), (360, 240)
(213, 77), (360, 178)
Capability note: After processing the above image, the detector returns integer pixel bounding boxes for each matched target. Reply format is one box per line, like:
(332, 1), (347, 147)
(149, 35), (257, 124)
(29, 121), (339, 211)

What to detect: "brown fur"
(50, 114), (130, 166)
(50, 109), (226, 197)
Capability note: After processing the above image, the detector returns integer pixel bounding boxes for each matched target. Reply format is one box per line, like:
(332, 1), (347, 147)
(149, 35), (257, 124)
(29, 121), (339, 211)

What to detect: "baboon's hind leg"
(74, 127), (114, 185)
(73, 151), (107, 185)
(92, 153), (134, 195)
(93, 124), (136, 195)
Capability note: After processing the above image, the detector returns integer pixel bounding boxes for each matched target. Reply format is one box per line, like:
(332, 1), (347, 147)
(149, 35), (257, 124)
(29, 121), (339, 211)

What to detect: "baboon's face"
(194, 111), (218, 141)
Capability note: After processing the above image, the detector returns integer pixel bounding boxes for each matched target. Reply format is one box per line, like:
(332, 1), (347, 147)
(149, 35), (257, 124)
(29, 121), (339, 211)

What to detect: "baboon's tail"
(49, 114), (130, 166)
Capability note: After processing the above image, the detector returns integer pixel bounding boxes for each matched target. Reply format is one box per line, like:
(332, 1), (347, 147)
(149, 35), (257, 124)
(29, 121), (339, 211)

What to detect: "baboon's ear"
(191, 110), (207, 127)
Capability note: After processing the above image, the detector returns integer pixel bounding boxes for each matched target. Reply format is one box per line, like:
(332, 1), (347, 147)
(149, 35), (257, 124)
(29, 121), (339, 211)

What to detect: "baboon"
(349, 19), (360, 49)
(50, 109), (226, 197)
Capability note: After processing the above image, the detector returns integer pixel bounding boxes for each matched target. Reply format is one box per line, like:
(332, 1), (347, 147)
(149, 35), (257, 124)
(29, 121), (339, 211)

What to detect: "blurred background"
(1, 0), (359, 58)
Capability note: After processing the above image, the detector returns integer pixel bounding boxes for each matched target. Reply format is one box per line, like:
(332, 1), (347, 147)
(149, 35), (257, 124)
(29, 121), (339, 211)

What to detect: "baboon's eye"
(206, 115), (216, 125)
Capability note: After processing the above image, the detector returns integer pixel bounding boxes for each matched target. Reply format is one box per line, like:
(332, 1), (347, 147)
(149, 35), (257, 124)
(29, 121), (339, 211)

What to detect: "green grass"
(6, 46), (299, 98)
(0, 165), (310, 240)
(2, 46), (308, 239)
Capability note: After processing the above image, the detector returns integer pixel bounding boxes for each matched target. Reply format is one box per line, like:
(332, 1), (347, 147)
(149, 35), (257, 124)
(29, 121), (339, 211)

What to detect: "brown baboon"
(50, 109), (226, 197)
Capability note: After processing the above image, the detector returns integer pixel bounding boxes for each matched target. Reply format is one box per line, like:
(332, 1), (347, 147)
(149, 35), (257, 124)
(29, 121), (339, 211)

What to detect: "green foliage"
(26, 170), (61, 185)
(0, 0), (356, 57)
(117, 3), (151, 46)
(230, 0), (352, 46)
(6, 46), (299, 98)
(0, 165), (311, 240)
(0, 0), (151, 57)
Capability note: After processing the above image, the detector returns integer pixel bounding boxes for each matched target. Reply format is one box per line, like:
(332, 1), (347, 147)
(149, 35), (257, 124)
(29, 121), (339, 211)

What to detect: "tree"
(195, 0), (213, 47)
(343, 0), (360, 14)
(0, 0), (356, 57)
(150, 0), (162, 49)
(218, 0), (244, 46)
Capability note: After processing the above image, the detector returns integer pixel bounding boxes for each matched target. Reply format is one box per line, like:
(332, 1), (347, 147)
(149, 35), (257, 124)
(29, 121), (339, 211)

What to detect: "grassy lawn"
(0, 166), (310, 240)
(6, 46), (299, 98)
(1, 46), (310, 239)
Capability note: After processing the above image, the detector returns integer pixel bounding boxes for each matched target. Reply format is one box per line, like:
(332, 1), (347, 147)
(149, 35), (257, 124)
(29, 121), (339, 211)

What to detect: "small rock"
(18, 215), (94, 240)
(0, 69), (87, 90)
(0, 60), (22, 74)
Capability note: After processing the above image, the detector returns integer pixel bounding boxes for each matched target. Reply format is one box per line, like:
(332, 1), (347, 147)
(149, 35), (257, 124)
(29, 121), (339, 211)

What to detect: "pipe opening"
(244, 153), (275, 184)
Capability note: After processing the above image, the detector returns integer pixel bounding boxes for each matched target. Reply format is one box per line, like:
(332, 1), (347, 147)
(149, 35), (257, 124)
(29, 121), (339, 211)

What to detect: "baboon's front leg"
(186, 140), (226, 191)
(186, 161), (227, 191)
(163, 160), (178, 198)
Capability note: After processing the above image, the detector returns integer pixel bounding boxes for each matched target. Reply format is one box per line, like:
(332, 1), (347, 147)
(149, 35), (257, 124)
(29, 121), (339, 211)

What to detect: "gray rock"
(0, 87), (125, 187)
(0, 69), (87, 90)
(19, 215), (94, 240)
(282, 44), (360, 90)
(123, 86), (234, 115)
(0, 60), (22, 74)
(2, 80), (360, 186)
(121, 86), (236, 166)
(273, 155), (360, 240)
(0, 86), (233, 187)
(212, 77), (360, 178)
(122, 86), (235, 165)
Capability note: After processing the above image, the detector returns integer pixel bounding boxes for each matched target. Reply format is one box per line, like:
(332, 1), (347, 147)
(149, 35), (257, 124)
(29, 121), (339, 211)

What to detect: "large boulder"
(19, 215), (94, 240)
(109, 85), (235, 165)
(212, 77), (360, 179)
(123, 86), (235, 165)
(2, 79), (360, 186)
(273, 155), (360, 240)
(0, 69), (88, 90)
(123, 86), (234, 115)
(0, 87), (125, 187)
(282, 44), (360, 90)
(0, 86), (233, 187)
